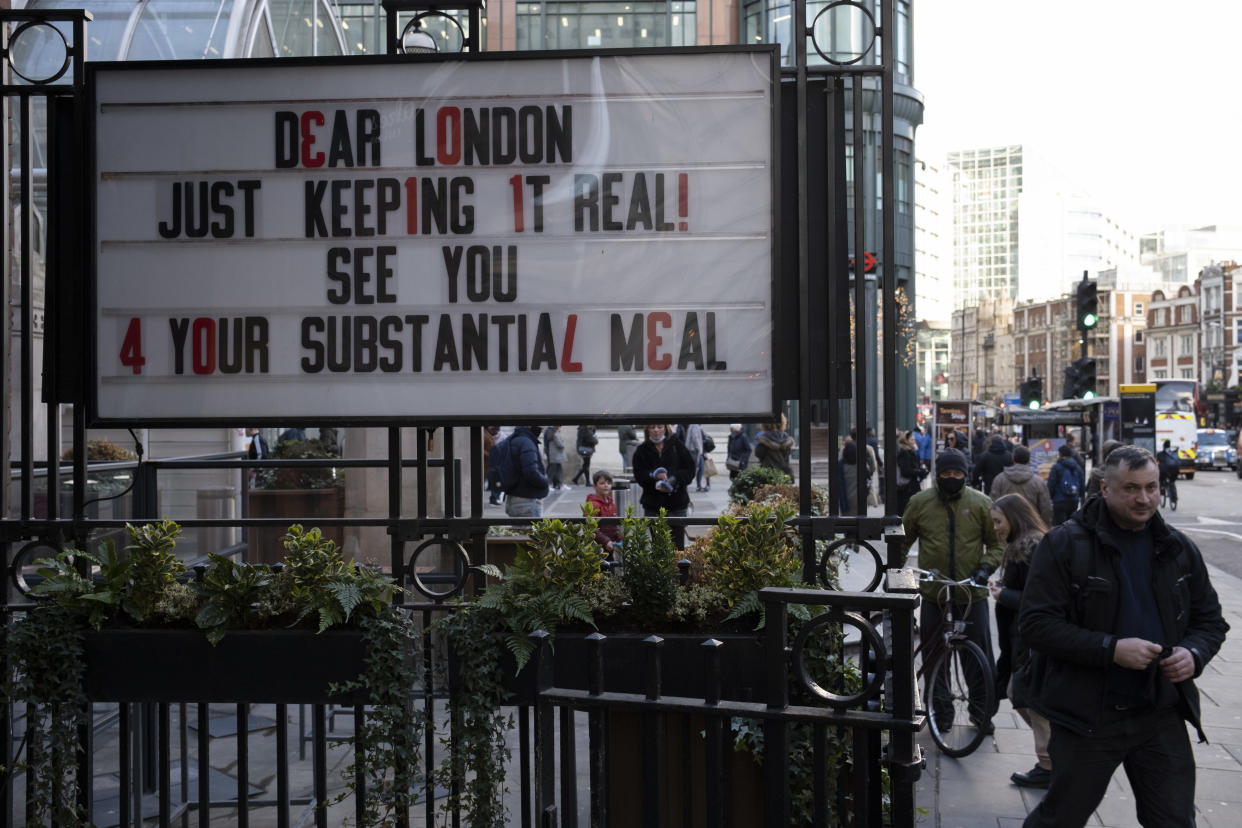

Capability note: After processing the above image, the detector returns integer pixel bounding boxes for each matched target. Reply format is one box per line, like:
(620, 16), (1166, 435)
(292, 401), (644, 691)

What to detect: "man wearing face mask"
(902, 447), (1004, 731)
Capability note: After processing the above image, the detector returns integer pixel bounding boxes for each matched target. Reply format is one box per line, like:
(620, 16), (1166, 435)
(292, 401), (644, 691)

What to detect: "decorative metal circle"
(792, 609), (887, 707)
(405, 537), (470, 601)
(5, 20), (72, 85)
(400, 12), (465, 55)
(809, 1), (878, 66)
(11, 539), (61, 598)
(817, 537), (883, 592)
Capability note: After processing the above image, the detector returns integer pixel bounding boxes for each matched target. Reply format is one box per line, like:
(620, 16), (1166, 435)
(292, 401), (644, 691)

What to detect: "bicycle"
(911, 567), (997, 758)
(1160, 474), (1178, 511)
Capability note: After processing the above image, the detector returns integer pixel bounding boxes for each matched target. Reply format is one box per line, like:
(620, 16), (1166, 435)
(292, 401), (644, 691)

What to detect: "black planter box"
(82, 628), (368, 704)
(494, 631), (767, 706)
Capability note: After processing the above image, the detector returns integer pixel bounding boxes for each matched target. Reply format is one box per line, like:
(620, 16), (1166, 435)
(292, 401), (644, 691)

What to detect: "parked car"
(1195, 428), (1236, 471)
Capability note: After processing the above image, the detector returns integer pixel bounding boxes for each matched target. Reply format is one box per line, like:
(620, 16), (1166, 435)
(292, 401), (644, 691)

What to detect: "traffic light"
(1063, 357), (1098, 399)
(1076, 279), (1099, 331)
(1020, 376), (1043, 409)
(1076, 357), (1096, 398)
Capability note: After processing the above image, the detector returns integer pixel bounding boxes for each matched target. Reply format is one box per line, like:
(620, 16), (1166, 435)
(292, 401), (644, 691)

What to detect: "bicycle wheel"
(925, 639), (996, 758)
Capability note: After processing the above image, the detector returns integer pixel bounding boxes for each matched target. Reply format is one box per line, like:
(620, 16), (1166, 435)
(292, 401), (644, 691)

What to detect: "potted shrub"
(5, 520), (420, 828)
(439, 496), (865, 827)
(247, 437), (346, 564)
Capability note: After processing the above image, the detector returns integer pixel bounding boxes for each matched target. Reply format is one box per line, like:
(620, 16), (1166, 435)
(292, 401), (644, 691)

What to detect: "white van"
(1156, 412), (1197, 480)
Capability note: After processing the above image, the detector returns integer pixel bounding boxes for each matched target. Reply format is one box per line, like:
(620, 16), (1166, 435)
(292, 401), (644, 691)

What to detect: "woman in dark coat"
(988, 493), (1052, 787)
(630, 423), (696, 549)
(894, 430), (923, 517)
(837, 440), (866, 514)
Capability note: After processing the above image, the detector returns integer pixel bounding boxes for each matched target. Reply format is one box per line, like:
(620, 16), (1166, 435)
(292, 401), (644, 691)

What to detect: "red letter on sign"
(437, 107), (461, 165)
(300, 111), (325, 168)
(647, 312), (671, 370)
(561, 314), (583, 372)
(119, 317), (145, 374)
(192, 317), (216, 375)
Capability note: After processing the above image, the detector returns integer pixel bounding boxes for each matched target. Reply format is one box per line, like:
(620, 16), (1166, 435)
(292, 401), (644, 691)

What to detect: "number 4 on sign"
(120, 317), (146, 374)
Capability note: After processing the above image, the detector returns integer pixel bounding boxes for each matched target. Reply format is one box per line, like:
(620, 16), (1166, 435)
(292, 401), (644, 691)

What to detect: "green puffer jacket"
(901, 485), (1003, 603)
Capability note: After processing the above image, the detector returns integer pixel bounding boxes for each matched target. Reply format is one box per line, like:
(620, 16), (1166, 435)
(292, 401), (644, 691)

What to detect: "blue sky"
(914, 0), (1241, 233)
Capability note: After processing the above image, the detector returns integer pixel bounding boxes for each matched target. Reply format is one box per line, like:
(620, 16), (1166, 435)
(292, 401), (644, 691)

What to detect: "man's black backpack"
(489, 438), (522, 493)
(701, 432), (716, 453)
(1158, 450), (1181, 480)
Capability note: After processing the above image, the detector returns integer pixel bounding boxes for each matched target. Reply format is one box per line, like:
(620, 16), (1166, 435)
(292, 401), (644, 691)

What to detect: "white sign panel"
(92, 50), (777, 422)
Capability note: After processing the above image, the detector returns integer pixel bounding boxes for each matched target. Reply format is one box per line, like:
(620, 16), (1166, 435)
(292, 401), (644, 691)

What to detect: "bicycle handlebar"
(909, 567), (977, 587)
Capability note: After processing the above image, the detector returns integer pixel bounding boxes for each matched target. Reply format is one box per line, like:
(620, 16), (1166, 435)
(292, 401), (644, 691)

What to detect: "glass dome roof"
(24, 0), (353, 61)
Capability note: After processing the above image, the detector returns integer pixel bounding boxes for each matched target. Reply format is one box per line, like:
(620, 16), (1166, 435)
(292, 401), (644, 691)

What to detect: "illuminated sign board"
(90, 50), (778, 423)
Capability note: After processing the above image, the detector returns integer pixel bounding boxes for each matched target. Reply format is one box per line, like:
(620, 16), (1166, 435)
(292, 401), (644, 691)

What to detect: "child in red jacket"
(585, 470), (621, 557)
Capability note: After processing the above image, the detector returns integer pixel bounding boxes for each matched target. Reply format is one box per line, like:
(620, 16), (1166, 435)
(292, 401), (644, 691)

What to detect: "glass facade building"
(949, 145), (1024, 310)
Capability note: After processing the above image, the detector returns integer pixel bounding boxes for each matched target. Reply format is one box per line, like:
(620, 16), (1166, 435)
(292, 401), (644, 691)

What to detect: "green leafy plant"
(703, 502), (802, 626)
(262, 525), (396, 632)
(619, 510), (678, 625)
(745, 482), (831, 515)
(60, 438), (138, 462)
(6, 519), (419, 828)
(330, 610), (424, 827)
(29, 520), (186, 628)
(435, 607), (513, 828)
(438, 508), (871, 828)
(192, 553), (275, 644)
(728, 465), (794, 504)
(257, 438), (342, 490)
(4, 605), (89, 826)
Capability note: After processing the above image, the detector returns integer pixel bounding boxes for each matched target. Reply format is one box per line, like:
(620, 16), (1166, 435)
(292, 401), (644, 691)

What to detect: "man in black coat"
(1018, 445), (1228, 827)
(970, 435), (1012, 495)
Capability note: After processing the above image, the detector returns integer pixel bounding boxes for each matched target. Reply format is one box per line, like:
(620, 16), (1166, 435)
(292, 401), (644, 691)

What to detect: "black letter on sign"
(169, 317), (189, 374)
(531, 313), (557, 370)
(305, 180), (328, 237)
(301, 317), (325, 373)
(611, 314), (643, 372)
(677, 313), (704, 370)
(434, 315), (459, 371)
(275, 112), (298, 168)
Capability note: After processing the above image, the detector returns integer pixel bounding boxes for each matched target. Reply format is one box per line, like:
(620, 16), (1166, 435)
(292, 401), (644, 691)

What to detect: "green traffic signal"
(1027, 399), (1040, 409)
(1076, 280), (1099, 332)
(1083, 390), (1096, 400)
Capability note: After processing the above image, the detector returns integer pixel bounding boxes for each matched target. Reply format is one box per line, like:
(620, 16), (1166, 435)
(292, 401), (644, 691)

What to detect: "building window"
(1135, 355), (1145, 372)
(517, 2), (697, 50)
(896, 149), (912, 214)
(1180, 368), (1194, 379)
(1134, 329), (1144, 343)
(1154, 370), (1167, 379)
(1135, 301), (1145, 316)
(896, 1), (911, 77)
(1235, 316), (1242, 345)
